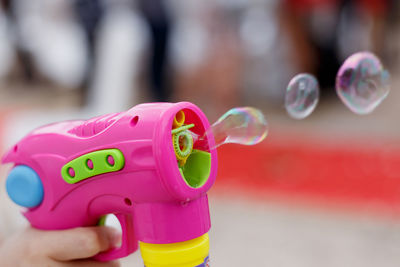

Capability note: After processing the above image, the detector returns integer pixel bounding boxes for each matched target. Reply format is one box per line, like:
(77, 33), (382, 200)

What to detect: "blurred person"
(0, 0), (87, 90)
(170, 1), (242, 116)
(138, 0), (173, 102)
(0, 8), (14, 81)
(75, 0), (173, 108)
(73, 0), (104, 102)
(86, 2), (147, 114)
(0, 0), (35, 82)
(237, 0), (293, 106)
(280, 0), (391, 97)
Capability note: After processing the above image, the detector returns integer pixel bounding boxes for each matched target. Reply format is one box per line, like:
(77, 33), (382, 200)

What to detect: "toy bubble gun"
(2, 102), (217, 266)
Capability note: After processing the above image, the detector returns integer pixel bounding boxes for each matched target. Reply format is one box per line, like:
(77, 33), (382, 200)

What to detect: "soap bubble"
(336, 51), (390, 114)
(285, 73), (320, 119)
(199, 107), (268, 150)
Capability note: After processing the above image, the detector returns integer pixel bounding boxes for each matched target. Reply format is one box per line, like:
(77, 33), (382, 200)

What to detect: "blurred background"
(0, 0), (400, 266)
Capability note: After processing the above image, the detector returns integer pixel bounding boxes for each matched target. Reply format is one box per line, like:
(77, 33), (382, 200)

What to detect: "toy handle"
(94, 213), (137, 262)
(88, 195), (138, 262)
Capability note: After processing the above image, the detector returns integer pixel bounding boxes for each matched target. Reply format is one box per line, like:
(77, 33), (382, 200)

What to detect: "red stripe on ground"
(213, 130), (400, 215)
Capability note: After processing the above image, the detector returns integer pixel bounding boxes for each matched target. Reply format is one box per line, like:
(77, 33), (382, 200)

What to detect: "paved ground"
(208, 196), (400, 267)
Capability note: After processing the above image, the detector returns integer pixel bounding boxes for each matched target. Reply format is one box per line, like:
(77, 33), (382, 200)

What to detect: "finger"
(57, 260), (120, 267)
(35, 226), (120, 261)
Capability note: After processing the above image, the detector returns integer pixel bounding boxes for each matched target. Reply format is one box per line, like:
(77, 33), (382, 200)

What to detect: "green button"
(61, 149), (125, 184)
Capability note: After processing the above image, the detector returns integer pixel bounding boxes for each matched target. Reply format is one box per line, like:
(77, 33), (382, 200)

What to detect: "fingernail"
(110, 229), (122, 247)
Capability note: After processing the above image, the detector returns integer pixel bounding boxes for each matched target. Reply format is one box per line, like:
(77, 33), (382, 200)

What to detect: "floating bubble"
(336, 51), (390, 115)
(285, 73), (320, 119)
(197, 107), (268, 150)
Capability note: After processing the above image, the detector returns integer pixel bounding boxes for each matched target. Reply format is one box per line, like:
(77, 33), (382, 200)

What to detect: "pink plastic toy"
(2, 102), (218, 262)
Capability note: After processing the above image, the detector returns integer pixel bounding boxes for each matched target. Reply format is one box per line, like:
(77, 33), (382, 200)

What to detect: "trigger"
(94, 213), (137, 262)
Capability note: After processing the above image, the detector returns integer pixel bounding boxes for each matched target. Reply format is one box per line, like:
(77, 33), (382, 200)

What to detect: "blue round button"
(6, 165), (44, 208)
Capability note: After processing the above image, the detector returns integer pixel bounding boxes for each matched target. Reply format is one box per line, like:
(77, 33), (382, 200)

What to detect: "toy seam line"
(61, 149), (125, 184)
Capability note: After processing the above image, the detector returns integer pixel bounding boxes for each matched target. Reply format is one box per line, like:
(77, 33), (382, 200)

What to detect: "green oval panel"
(61, 149), (125, 184)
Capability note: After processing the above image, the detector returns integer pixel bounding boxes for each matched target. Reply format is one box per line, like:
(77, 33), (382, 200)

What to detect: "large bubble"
(285, 73), (320, 119)
(196, 107), (268, 150)
(336, 51), (390, 115)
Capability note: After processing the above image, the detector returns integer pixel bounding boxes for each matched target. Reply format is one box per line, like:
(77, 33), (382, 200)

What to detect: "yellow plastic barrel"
(140, 233), (210, 267)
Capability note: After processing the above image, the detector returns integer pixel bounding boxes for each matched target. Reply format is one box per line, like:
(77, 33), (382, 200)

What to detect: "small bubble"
(285, 73), (320, 119)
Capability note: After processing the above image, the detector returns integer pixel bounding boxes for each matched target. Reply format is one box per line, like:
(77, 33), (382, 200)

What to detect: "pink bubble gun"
(2, 102), (217, 266)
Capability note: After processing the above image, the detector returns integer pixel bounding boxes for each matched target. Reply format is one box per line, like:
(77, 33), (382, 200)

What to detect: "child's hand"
(0, 226), (121, 267)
